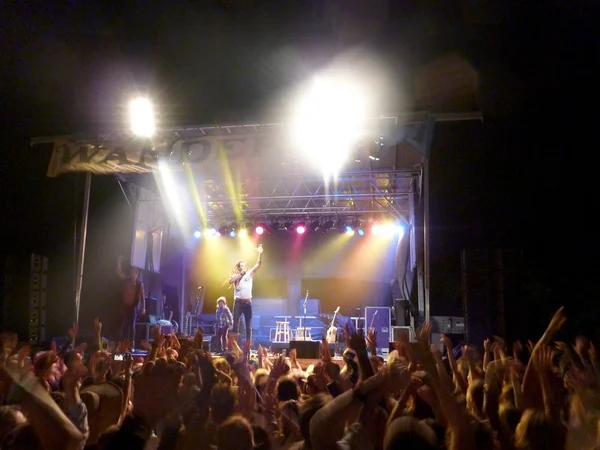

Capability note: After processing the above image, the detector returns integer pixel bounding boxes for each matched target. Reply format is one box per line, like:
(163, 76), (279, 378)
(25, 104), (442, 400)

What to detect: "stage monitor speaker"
(290, 340), (321, 359)
(271, 342), (290, 354)
(135, 323), (149, 347)
(391, 326), (416, 342)
(394, 299), (411, 326)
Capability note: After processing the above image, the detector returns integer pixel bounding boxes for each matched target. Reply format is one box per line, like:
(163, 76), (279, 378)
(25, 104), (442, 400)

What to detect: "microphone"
(197, 286), (203, 290)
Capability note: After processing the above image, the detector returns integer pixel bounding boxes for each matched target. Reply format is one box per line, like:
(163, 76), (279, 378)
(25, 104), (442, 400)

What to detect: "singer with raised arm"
(228, 244), (263, 347)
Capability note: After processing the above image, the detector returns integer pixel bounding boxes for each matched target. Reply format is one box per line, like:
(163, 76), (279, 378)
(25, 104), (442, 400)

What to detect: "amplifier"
(157, 320), (174, 335)
(431, 316), (465, 335)
(290, 340), (321, 359)
(391, 326), (416, 342)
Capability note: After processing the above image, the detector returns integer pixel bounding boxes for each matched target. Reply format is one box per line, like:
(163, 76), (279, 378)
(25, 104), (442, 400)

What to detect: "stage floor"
(267, 356), (345, 369)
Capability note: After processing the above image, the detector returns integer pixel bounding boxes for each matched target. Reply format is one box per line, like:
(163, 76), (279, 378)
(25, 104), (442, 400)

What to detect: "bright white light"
(129, 97), (155, 137)
(193, 230), (201, 238)
(296, 225), (306, 235)
(205, 228), (217, 237)
(397, 225), (405, 237)
(383, 223), (396, 235)
(238, 228), (248, 238)
(372, 224), (380, 235)
(292, 77), (366, 177)
(255, 226), (264, 235)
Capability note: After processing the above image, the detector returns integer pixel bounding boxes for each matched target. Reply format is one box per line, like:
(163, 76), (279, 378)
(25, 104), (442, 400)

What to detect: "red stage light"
(296, 225), (306, 234)
(255, 226), (264, 235)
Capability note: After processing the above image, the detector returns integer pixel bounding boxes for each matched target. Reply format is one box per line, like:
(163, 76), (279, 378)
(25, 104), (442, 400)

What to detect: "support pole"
(181, 249), (187, 328)
(74, 172), (92, 324)
(423, 159), (431, 322)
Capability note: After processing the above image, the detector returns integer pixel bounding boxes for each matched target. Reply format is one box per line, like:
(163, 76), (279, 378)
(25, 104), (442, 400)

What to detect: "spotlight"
(255, 226), (265, 235)
(336, 219), (346, 233)
(229, 230), (236, 238)
(283, 220), (294, 231)
(322, 220), (334, 231)
(368, 135), (385, 161)
(296, 225), (306, 234)
(357, 228), (365, 236)
(309, 220), (320, 232)
(193, 230), (201, 238)
(345, 225), (353, 234)
(129, 97), (155, 138)
(383, 223), (395, 235)
(206, 228), (217, 237)
(218, 225), (228, 236)
(238, 228), (248, 238)
(372, 224), (380, 235)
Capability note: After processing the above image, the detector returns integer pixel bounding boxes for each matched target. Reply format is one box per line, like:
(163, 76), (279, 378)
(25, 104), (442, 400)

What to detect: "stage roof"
(36, 111), (481, 224)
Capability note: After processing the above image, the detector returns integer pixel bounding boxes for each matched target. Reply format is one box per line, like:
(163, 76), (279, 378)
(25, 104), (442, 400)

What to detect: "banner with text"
(46, 121), (435, 177)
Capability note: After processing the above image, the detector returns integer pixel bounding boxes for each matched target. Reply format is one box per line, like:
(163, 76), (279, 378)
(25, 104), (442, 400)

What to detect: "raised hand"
(440, 333), (453, 349)
(546, 306), (567, 337)
(133, 359), (186, 427)
(533, 344), (555, 374)
(493, 335), (506, 352)
(256, 244), (263, 254)
(68, 322), (79, 341)
(483, 338), (491, 352)
(416, 321), (432, 352)
(93, 317), (102, 333)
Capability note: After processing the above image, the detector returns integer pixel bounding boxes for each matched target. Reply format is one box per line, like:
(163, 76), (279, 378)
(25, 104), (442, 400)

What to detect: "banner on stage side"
(46, 121), (435, 177)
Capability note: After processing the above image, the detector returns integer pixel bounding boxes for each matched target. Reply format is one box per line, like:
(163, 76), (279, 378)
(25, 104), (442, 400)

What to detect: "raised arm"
(249, 244), (263, 273)
(116, 255), (126, 280)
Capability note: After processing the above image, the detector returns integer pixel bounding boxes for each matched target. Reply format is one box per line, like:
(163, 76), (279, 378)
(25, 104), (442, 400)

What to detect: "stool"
(296, 327), (312, 341)
(274, 322), (290, 343)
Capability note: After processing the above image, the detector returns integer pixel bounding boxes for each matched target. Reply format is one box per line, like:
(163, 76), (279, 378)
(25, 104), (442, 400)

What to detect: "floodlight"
(255, 226), (265, 235)
(357, 228), (365, 236)
(206, 228), (217, 237)
(229, 230), (236, 238)
(193, 230), (201, 239)
(129, 97), (155, 137)
(292, 76), (366, 177)
(238, 228), (248, 238)
(296, 225), (306, 235)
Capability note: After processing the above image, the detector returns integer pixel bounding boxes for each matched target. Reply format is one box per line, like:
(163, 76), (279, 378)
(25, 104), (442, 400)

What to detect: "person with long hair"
(228, 244), (263, 348)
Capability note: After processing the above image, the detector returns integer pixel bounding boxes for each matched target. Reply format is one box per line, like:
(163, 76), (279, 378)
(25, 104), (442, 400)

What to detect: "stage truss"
(119, 168), (421, 225)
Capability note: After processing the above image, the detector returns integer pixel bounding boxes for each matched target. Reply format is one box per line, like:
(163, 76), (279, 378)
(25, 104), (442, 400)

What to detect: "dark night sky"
(0, 1), (598, 339)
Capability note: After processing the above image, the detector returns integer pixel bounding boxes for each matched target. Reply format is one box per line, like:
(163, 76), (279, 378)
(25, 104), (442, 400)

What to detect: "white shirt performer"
(228, 244), (263, 346)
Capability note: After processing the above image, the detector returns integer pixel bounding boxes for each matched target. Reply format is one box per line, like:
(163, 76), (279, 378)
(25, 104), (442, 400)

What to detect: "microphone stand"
(303, 295), (308, 341)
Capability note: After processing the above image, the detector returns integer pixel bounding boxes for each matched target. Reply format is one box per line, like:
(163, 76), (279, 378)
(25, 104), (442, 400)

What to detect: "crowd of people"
(0, 305), (599, 450)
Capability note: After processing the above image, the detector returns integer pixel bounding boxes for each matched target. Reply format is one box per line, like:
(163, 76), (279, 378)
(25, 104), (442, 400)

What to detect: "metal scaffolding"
(119, 167), (421, 225)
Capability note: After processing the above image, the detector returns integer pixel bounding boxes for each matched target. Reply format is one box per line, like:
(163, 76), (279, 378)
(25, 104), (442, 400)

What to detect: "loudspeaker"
(394, 299), (411, 326)
(290, 340), (321, 359)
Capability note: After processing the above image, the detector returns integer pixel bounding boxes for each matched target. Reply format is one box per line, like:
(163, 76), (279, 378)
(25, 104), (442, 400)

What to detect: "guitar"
(369, 310), (378, 331)
(326, 306), (340, 344)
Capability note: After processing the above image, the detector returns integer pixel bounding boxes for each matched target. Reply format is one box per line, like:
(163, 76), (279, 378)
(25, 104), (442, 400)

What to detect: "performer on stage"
(228, 244), (263, 346)
(215, 296), (233, 353)
(116, 256), (145, 342)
